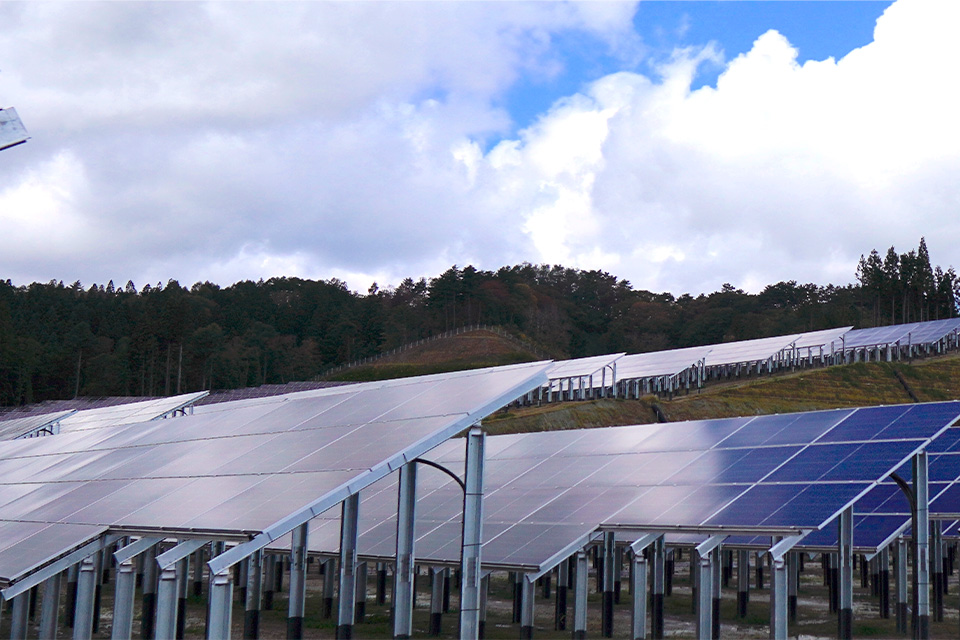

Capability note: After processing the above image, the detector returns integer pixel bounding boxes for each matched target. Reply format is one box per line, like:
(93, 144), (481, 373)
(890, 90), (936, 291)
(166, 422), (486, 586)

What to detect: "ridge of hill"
(483, 354), (960, 435)
(324, 328), (543, 382)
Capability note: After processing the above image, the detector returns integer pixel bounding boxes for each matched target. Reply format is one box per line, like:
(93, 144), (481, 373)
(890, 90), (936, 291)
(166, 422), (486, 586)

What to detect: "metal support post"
(555, 558), (569, 631)
(602, 531), (615, 638)
(768, 535), (803, 640)
(337, 493), (360, 639)
(355, 561), (368, 622)
(521, 575), (536, 639)
(573, 550), (588, 640)
(208, 570), (234, 640)
(11, 592), (29, 640)
(244, 549), (263, 639)
(112, 557), (136, 640)
(712, 548), (721, 640)
(288, 523), (309, 639)
(737, 549), (750, 618)
(828, 553), (838, 613)
(839, 506), (853, 640)
(376, 562), (388, 606)
(787, 552), (798, 622)
(67, 563), (79, 627)
(513, 572), (523, 624)
(393, 462), (417, 639)
(932, 521), (943, 622)
(756, 552), (764, 590)
(155, 565), (180, 640)
(142, 544), (158, 640)
(459, 426), (486, 640)
(74, 556), (97, 640)
(631, 550), (648, 640)
(652, 537), (665, 640)
(40, 572), (63, 640)
(322, 558), (336, 619)
(879, 546), (890, 619)
(914, 451), (930, 639)
(479, 574), (489, 639)
(193, 547), (205, 598)
(896, 537), (908, 634)
(693, 536), (726, 640)
(769, 555), (788, 640)
(264, 555), (276, 611)
(429, 567), (444, 636)
(615, 546), (623, 604)
(93, 551), (103, 633)
(177, 554), (189, 639)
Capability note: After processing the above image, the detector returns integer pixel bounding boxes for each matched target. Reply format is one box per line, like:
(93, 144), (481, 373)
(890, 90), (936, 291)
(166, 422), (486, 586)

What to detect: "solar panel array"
(0, 362), (549, 586)
(0, 411), (73, 442)
(842, 318), (960, 351)
(194, 381), (352, 406)
(52, 392), (209, 434)
(284, 402), (960, 573)
(799, 423), (960, 551)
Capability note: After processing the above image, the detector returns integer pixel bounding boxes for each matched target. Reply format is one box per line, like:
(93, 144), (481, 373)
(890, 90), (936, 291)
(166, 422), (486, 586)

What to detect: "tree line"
(856, 237), (959, 326)
(0, 239), (956, 406)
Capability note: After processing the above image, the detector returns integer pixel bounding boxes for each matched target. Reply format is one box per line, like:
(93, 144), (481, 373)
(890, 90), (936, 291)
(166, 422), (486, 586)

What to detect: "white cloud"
(1, 0), (959, 298)
(475, 0), (960, 293)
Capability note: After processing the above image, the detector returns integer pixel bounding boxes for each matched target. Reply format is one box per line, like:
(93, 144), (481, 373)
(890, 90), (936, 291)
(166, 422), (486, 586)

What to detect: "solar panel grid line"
(264, 401), (960, 574)
(205, 361), (550, 575)
(0, 362), (551, 585)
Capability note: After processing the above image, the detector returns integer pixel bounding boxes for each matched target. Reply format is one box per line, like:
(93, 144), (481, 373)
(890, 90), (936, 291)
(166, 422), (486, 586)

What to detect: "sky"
(2, 0), (957, 297)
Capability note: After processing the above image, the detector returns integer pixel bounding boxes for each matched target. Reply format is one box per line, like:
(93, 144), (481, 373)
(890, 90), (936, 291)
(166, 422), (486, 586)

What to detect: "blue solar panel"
(819, 441), (924, 482)
(927, 427), (960, 453)
(877, 403), (960, 441)
(758, 409), (854, 446)
(852, 483), (903, 513)
(764, 443), (863, 482)
(704, 485), (807, 527)
(715, 413), (807, 448)
(758, 483), (870, 528)
(930, 483), (960, 513)
(629, 417), (752, 452)
(712, 446), (801, 484)
(816, 405), (912, 443)
(928, 454), (960, 482)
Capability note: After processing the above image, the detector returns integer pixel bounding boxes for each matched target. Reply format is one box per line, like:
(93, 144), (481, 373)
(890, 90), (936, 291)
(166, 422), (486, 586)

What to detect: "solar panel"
(841, 325), (916, 350)
(0, 411), (73, 441)
(54, 392), (208, 434)
(0, 107), (28, 151)
(792, 327), (852, 351)
(614, 346), (711, 381)
(702, 334), (803, 368)
(275, 402), (960, 574)
(0, 361), (550, 585)
(544, 353), (624, 394)
(546, 354), (623, 381)
(901, 318), (960, 346)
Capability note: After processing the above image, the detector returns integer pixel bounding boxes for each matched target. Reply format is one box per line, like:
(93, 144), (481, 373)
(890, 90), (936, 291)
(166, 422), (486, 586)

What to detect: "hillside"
(484, 354), (960, 435)
(324, 328), (541, 382)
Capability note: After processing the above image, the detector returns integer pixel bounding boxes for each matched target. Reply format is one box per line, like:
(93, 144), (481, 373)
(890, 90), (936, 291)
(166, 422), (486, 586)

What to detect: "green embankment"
(485, 355), (960, 435)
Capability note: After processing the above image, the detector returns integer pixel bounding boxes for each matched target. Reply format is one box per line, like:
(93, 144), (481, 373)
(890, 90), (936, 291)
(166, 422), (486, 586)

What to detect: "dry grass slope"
(487, 354), (960, 434)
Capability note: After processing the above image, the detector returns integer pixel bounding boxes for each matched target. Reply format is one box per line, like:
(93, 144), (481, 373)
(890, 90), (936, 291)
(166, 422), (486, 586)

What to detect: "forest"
(0, 238), (956, 406)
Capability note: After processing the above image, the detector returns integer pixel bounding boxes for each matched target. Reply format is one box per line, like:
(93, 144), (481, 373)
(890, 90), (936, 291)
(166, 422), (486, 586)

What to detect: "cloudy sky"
(1, 0), (957, 296)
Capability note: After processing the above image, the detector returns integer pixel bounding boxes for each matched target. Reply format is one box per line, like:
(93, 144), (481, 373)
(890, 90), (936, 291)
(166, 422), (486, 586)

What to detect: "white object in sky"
(0, 107), (28, 151)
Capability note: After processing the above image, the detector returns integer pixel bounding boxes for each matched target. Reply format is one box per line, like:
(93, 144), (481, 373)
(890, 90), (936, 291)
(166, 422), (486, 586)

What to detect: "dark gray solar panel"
(0, 361), (550, 585)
